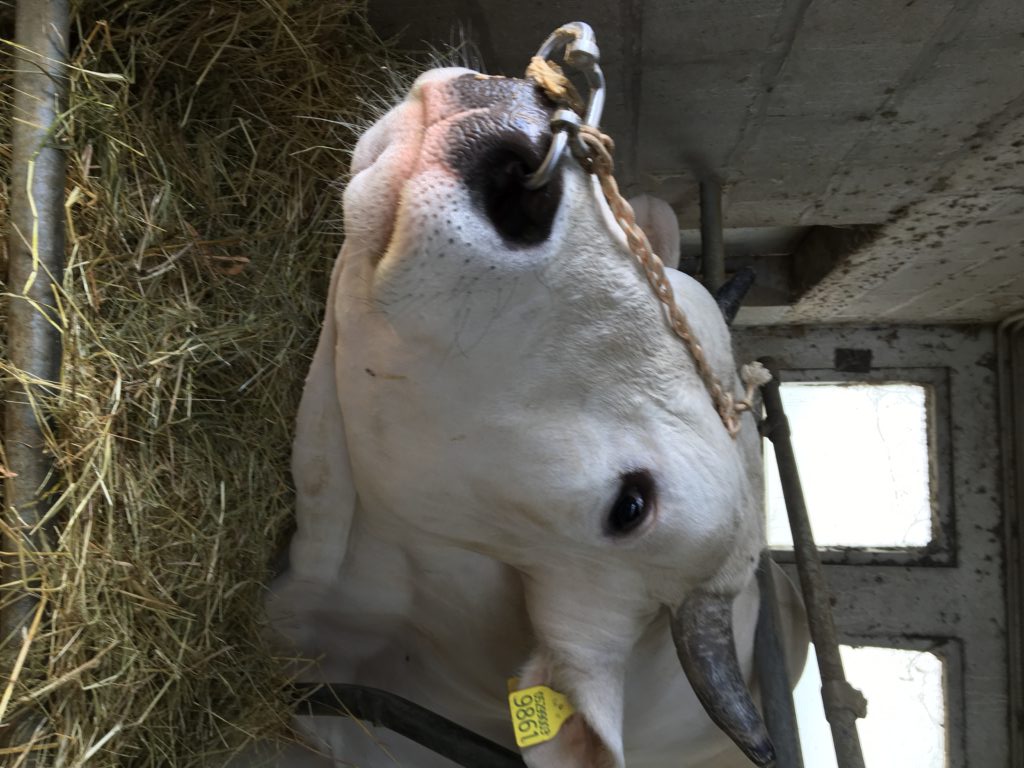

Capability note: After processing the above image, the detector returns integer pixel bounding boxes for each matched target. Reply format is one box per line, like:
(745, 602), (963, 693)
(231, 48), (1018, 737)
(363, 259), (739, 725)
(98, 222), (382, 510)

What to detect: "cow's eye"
(606, 471), (655, 536)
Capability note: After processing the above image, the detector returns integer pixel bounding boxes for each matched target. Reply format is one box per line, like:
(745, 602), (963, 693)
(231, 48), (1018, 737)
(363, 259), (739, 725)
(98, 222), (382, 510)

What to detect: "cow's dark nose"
(445, 75), (564, 247)
(465, 133), (563, 246)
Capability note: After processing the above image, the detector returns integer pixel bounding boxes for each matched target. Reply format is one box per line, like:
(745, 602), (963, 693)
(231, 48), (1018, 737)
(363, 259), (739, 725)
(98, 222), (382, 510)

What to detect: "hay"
(1, 2), (421, 764)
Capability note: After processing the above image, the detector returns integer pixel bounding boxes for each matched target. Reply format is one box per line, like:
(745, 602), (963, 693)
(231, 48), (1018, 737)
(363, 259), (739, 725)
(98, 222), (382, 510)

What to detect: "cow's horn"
(670, 590), (776, 767)
(715, 266), (756, 324)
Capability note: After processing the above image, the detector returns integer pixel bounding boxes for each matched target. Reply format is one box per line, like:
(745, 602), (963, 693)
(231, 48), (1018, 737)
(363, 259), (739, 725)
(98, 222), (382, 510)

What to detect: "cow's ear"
(520, 713), (615, 768)
(287, 253), (357, 581)
(629, 194), (681, 270)
(516, 653), (622, 768)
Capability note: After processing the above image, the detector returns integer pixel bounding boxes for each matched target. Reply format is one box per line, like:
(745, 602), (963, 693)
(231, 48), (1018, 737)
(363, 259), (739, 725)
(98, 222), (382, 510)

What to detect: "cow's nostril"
(468, 142), (562, 247)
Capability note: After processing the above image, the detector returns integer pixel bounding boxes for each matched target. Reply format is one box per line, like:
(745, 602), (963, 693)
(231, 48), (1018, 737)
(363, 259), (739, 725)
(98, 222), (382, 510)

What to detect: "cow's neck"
(327, 506), (532, 737)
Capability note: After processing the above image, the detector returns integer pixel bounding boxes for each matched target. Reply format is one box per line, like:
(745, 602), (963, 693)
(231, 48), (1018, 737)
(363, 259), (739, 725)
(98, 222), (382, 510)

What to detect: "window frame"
(764, 366), (955, 567)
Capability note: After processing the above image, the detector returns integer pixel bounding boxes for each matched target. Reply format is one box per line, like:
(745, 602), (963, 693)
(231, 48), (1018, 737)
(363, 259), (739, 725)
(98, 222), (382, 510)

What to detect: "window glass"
(793, 645), (947, 767)
(765, 382), (933, 548)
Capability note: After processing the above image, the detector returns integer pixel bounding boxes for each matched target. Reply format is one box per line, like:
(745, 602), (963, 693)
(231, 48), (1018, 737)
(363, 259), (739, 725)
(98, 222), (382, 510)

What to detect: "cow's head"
(301, 68), (771, 767)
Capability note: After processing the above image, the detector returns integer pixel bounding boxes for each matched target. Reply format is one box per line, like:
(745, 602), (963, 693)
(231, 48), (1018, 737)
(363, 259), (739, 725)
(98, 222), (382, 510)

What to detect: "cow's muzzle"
(444, 75), (564, 247)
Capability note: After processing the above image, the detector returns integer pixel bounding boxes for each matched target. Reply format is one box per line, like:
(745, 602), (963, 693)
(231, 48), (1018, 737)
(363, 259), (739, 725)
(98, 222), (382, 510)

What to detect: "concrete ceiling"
(369, 0), (1024, 325)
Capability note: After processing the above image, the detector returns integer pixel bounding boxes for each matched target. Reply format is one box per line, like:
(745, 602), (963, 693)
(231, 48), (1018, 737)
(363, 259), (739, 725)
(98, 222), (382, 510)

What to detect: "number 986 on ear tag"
(506, 683), (576, 748)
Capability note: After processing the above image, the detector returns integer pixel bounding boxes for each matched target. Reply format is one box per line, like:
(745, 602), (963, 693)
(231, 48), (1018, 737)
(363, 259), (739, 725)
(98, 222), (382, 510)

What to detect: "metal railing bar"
(759, 358), (868, 768)
(754, 550), (805, 768)
(997, 310), (1024, 765)
(699, 180), (726, 293)
(2, 2), (69, 759)
(3, 0), (69, 646)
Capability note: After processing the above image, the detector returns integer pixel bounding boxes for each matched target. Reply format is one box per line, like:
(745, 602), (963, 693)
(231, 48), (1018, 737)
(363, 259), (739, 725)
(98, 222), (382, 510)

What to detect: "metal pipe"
(759, 359), (867, 768)
(699, 180), (726, 293)
(754, 550), (804, 768)
(997, 310), (1024, 766)
(295, 683), (527, 768)
(3, 0), (69, 641)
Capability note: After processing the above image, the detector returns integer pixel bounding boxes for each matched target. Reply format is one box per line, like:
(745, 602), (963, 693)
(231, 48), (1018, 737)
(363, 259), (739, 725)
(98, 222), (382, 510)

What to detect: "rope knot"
(526, 56), (585, 114)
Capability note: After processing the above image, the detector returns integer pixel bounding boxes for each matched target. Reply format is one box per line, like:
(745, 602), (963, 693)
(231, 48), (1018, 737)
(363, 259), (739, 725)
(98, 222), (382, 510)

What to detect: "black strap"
(294, 683), (527, 768)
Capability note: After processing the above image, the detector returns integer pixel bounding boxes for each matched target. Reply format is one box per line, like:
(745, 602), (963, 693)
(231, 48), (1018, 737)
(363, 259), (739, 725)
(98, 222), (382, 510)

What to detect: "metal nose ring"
(524, 22), (606, 190)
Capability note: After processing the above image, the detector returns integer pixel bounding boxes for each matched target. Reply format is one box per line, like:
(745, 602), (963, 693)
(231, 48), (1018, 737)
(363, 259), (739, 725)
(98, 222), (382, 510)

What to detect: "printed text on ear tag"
(507, 682), (576, 748)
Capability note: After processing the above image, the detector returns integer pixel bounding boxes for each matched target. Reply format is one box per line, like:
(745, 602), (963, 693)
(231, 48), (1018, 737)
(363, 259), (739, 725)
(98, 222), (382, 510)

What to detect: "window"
(765, 382), (934, 549)
(761, 368), (953, 566)
(792, 644), (948, 768)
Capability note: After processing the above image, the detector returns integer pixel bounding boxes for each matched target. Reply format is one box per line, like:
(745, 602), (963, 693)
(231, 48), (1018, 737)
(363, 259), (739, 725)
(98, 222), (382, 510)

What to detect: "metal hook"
(524, 22), (606, 190)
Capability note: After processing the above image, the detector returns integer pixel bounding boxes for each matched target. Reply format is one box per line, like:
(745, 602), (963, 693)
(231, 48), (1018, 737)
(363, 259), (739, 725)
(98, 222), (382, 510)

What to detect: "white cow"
(265, 67), (807, 768)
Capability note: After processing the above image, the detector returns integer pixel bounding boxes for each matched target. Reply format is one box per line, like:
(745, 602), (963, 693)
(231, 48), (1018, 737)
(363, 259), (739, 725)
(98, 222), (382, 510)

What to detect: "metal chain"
(526, 58), (766, 437)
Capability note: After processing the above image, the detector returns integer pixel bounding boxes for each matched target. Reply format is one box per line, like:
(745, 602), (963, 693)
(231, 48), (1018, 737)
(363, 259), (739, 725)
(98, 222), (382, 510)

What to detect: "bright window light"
(793, 645), (947, 767)
(765, 382), (933, 548)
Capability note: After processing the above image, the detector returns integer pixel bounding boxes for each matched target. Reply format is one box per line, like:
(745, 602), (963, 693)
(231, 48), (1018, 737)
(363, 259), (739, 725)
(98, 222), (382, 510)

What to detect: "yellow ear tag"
(507, 679), (576, 748)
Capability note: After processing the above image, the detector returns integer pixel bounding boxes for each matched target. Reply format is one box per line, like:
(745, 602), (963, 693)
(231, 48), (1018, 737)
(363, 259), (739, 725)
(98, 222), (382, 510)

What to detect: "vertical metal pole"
(997, 311), (1024, 766)
(699, 180), (725, 293)
(754, 551), (805, 768)
(3, 0), (69, 642)
(759, 359), (867, 768)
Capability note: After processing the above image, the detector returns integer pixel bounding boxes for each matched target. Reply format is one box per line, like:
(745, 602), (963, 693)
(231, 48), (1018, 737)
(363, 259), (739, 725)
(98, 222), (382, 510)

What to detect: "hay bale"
(0, 2), (420, 764)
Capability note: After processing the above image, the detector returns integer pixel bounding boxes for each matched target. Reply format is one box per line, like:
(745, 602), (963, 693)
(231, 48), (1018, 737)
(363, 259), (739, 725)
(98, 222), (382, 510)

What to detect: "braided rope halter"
(523, 24), (769, 438)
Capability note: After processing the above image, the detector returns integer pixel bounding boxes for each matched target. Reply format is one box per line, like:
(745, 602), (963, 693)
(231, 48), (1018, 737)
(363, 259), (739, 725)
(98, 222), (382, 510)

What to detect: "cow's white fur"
(265, 68), (807, 768)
